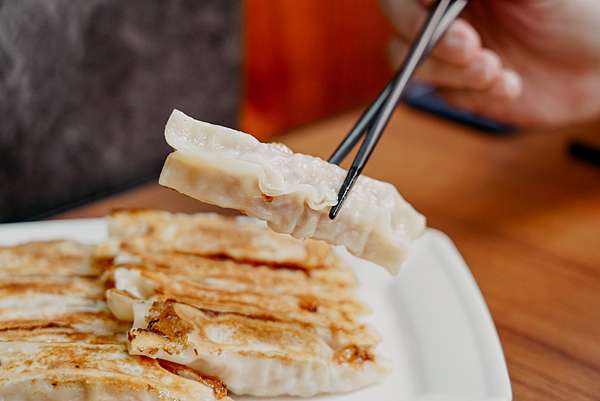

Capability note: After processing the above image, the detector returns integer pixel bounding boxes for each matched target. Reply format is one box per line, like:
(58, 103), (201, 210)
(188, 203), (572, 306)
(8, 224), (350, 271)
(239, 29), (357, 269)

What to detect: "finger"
(379, 0), (426, 41)
(437, 71), (525, 123)
(380, 0), (480, 65)
(389, 39), (503, 90)
(490, 70), (523, 99)
(436, 19), (482, 66)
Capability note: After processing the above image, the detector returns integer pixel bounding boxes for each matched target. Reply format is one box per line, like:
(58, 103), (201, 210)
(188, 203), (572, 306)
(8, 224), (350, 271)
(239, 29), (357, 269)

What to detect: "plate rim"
(427, 229), (512, 401)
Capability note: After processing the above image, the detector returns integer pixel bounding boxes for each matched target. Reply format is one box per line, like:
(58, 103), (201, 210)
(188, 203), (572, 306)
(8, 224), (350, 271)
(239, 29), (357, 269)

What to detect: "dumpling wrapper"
(0, 240), (231, 401)
(109, 293), (389, 397)
(159, 110), (426, 274)
(104, 210), (389, 397)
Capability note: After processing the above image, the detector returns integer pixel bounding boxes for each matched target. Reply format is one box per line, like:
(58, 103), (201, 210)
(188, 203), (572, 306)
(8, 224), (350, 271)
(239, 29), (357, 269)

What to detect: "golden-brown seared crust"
(105, 210), (368, 325)
(138, 283), (363, 330)
(0, 275), (105, 298)
(158, 359), (229, 399)
(0, 311), (121, 331)
(130, 299), (324, 361)
(130, 298), (379, 364)
(0, 341), (229, 400)
(119, 249), (357, 293)
(0, 240), (100, 276)
(0, 274), (109, 331)
(146, 301), (193, 346)
(0, 239), (231, 401)
(108, 209), (344, 271)
(0, 325), (128, 344)
(334, 344), (376, 364)
(106, 210), (382, 372)
(109, 257), (366, 324)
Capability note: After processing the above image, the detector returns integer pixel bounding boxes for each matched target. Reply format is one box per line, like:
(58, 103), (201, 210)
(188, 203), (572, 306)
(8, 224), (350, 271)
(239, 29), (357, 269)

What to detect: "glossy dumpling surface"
(159, 110), (426, 274)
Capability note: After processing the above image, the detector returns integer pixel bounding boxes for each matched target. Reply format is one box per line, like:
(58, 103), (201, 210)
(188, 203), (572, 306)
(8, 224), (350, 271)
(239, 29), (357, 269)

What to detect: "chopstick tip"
(329, 204), (340, 220)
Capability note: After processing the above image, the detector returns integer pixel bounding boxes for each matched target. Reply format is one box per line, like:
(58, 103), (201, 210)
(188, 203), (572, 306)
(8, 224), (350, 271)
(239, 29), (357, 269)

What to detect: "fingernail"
(502, 71), (523, 98)
(467, 56), (498, 85)
(491, 70), (522, 98)
(445, 33), (466, 52)
(468, 61), (486, 80)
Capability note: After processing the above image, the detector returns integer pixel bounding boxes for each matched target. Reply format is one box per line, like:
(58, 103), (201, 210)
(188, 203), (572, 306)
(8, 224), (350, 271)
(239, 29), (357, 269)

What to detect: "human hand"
(381, 0), (600, 127)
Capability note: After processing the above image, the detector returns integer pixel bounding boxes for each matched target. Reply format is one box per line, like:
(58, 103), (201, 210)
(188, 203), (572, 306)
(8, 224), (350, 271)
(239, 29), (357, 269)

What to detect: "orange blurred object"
(242, 0), (395, 139)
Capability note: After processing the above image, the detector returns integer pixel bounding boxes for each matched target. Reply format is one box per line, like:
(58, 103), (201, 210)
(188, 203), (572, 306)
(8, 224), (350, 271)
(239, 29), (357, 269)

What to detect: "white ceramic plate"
(0, 219), (511, 401)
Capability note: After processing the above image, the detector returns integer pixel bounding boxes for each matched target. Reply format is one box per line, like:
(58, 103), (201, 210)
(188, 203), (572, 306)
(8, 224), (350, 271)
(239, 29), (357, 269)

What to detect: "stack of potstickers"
(0, 209), (390, 400)
(0, 239), (230, 400)
(103, 209), (390, 397)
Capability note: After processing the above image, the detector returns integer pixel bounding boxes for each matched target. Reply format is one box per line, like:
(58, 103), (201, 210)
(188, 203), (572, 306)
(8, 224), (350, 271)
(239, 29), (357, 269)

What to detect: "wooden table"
(57, 106), (600, 400)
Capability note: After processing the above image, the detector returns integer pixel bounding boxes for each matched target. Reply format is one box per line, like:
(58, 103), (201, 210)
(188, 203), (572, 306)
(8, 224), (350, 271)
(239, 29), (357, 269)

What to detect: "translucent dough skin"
(159, 110), (426, 274)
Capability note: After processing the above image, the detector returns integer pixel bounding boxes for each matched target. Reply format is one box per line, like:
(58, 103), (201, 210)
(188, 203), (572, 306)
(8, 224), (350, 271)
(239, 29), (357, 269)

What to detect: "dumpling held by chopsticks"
(159, 110), (426, 274)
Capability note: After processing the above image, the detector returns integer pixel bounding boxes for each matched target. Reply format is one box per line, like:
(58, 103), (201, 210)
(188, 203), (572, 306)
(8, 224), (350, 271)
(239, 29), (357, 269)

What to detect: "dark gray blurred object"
(0, 0), (241, 222)
(569, 141), (600, 167)
(403, 84), (515, 134)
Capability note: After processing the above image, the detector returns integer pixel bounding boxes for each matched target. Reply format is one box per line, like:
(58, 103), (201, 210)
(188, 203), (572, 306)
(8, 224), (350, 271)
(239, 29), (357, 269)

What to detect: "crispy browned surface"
(119, 249), (357, 295)
(130, 299), (378, 363)
(0, 274), (109, 331)
(147, 300), (193, 346)
(0, 341), (224, 399)
(105, 210), (381, 367)
(111, 262), (366, 328)
(0, 240), (99, 276)
(334, 344), (375, 364)
(158, 360), (229, 400)
(0, 324), (127, 344)
(0, 274), (104, 297)
(0, 240), (230, 400)
(0, 311), (121, 332)
(148, 287), (362, 331)
(108, 209), (342, 270)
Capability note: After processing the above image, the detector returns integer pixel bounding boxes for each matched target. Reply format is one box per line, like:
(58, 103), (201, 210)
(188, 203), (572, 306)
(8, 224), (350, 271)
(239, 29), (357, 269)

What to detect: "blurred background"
(242, 0), (393, 137)
(0, 0), (397, 222)
(1, 0), (597, 223)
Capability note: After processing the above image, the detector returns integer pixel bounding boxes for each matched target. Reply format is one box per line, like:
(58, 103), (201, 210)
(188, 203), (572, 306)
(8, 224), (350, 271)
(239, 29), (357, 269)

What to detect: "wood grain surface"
(57, 106), (600, 400)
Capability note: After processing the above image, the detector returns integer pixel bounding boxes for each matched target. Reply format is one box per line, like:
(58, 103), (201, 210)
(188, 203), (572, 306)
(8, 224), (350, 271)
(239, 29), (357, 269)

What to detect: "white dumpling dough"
(159, 110), (426, 274)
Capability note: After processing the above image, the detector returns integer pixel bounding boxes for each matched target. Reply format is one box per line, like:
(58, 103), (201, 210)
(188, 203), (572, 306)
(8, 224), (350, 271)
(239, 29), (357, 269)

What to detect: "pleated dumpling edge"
(159, 109), (426, 274)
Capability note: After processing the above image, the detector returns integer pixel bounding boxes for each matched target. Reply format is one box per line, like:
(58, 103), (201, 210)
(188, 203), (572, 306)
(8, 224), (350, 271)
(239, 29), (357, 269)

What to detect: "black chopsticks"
(328, 0), (470, 219)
